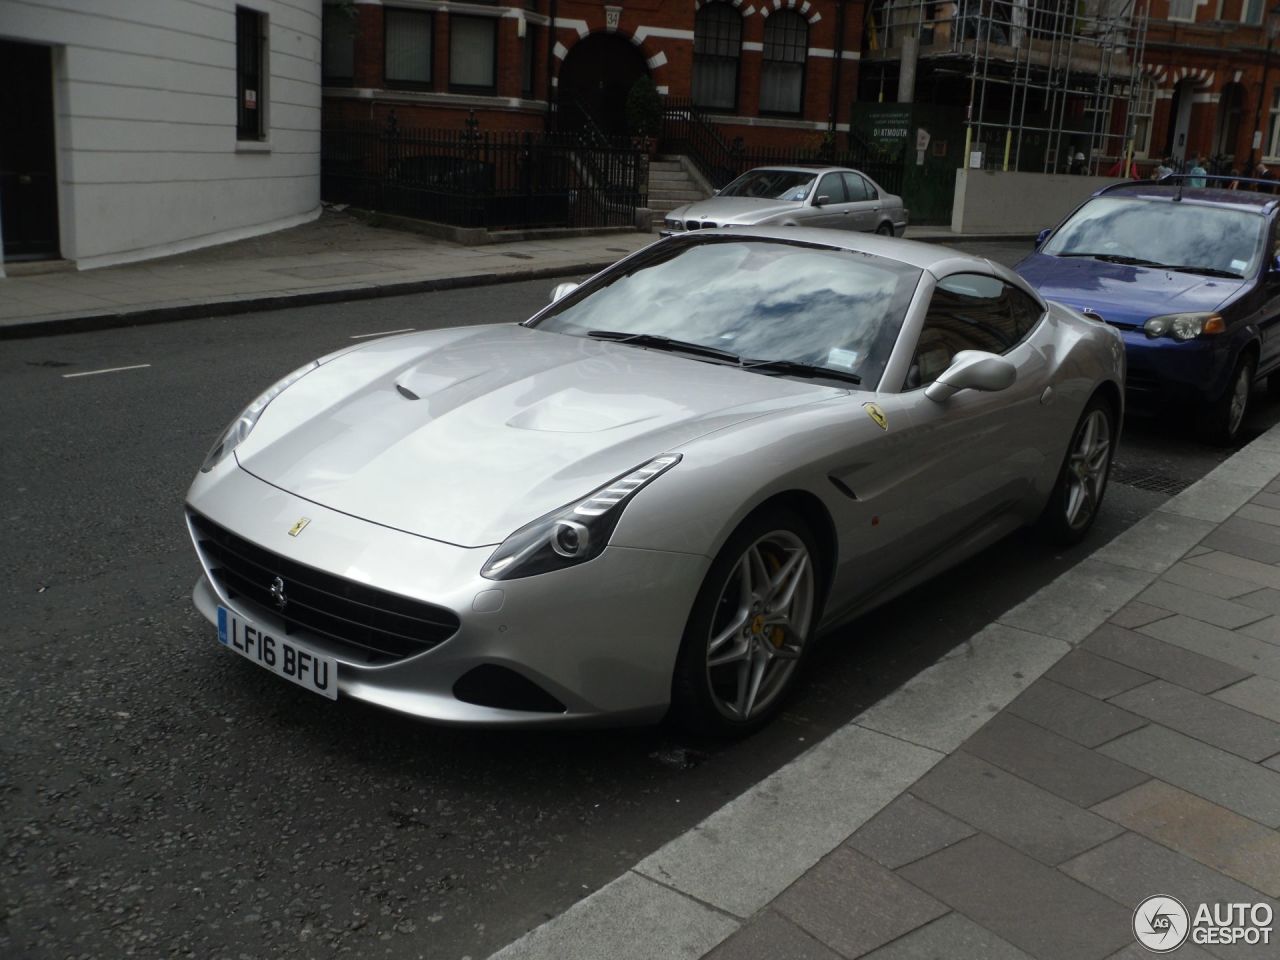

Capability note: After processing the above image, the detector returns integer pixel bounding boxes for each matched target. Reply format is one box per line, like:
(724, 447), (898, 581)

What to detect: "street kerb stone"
(1157, 477), (1260, 524)
(486, 871), (738, 960)
(997, 558), (1157, 643)
(1088, 511), (1216, 574)
(634, 724), (942, 919)
(1091, 780), (1280, 897)
(856, 623), (1070, 754)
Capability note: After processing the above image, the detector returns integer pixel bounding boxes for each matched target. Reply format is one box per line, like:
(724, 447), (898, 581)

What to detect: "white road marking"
(62, 364), (151, 379)
(349, 328), (415, 340)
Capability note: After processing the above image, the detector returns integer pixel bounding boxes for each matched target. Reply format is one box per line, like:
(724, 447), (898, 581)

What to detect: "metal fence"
(321, 113), (649, 231)
(659, 98), (904, 196)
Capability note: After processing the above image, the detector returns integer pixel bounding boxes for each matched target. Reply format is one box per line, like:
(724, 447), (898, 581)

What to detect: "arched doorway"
(557, 34), (649, 136)
(1215, 82), (1246, 164)
(1166, 79), (1196, 164)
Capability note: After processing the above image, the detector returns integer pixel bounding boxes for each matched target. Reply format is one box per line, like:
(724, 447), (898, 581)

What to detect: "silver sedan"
(662, 166), (909, 237)
(185, 229), (1123, 735)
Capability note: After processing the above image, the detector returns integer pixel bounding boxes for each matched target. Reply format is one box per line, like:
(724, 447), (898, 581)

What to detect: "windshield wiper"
(1057, 253), (1165, 267)
(741, 358), (862, 385)
(586, 330), (742, 364)
(1159, 264), (1244, 278)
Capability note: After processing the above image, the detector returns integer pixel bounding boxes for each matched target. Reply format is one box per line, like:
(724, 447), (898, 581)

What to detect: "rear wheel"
(1037, 395), (1115, 545)
(671, 509), (820, 737)
(875, 222), (894, 236)
(1200, 352), (1255, 446)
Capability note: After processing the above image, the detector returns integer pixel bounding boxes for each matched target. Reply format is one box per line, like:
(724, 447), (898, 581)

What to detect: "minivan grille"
(189, 511), (459, 662)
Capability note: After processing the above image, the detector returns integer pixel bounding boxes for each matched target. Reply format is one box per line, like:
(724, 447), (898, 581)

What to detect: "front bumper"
(186, 464), (709, 726)
(1116, 328), (1233, 413)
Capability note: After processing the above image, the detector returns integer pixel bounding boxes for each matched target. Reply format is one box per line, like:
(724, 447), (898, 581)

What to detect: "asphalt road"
(3, 242), (1277, 960)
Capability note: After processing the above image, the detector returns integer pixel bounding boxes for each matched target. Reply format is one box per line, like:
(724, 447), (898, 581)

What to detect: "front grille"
(686, 219), (716, 230)
(189, 511), (460, 663)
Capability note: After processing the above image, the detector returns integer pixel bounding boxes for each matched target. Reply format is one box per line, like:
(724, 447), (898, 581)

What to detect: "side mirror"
(814, 195), (831, 207)
(1034, 228), (1052, 249)
(712, 188), (721, 196)
(924, 350), (1017, 403)
(550, 282), (579, 303)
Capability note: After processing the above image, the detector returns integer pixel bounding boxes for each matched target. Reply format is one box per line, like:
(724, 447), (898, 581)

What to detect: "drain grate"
(1109, 463), (1193, 496)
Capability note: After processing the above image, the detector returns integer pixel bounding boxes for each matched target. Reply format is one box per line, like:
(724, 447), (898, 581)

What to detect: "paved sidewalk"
(0, 208), (1031, 339)
(492, 427), (1280, 959)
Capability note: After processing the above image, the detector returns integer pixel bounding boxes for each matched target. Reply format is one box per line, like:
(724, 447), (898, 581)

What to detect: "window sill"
(236, 140), (272, 154)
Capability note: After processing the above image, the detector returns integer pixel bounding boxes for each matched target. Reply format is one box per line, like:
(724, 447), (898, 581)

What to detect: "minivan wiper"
(586, 330), (742, 364)
(741, 358), (862, 385)
(1160, 264), (1244, 278)
(1057, 253), (1164, 267)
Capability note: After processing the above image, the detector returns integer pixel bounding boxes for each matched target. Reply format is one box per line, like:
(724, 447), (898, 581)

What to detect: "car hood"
(234, 324), (840, 547)
(667, 196), (802, 225)
(1015, 252), (1244, 327)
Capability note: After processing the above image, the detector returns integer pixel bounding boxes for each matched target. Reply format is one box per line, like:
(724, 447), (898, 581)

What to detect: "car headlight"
(663, 218), (685, 231)
(480, 455), (681, 580)
(199, 360), (319, 472)
(1143, 312), (1225, 341)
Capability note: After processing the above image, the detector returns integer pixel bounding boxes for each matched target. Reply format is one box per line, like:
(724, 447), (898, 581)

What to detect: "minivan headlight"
(1144, 312), (1225, 341)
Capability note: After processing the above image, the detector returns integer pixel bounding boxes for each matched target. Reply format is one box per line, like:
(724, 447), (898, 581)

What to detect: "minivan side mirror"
(924, 350), (1017, 403)
(1034, 228), (1052, 249)
(550, 282), (579, 303)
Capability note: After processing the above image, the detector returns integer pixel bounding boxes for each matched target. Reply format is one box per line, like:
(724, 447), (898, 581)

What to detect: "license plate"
(217, 606), (337, 700)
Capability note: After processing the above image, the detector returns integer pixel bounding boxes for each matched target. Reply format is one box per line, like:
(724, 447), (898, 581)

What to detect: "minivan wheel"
(1201, 353), (1255, 446)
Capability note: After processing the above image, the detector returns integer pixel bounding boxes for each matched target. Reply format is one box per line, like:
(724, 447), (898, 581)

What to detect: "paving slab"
(1091, 781), (1280, 897)
(1159, 477), (1261, 523)
(1106, 941), (1217, 960)
(1134, 581), (1268, 629)
(1082, 623), (1251, 694)
(1006, 677), (1147, 748)
(898, 835), (1133, 960)
(1233, 586), (1280, 615)
(1238, 614), (1280, 646)
(1213, 676), (1280, 723)
(960, 712), (1148, 807)
(1139, 614), (1280, 681)
(1236, 502), (1280, 527)
(908, 752), (1123, 865)
(1107, 600), (1174, 629)
(862, 913), (1034, 960)
(703, 910), (842, 960)
(772, 848), (947, 959)
(844, 794), (975, 870)
(996, 559), (1157, 643)
(1098, 724), (1280, 827)
(1108, 679), (1280, 761)
(1200, 528), (1280, 565)
(1185, 550), (1280, 590)
(1216, 514), (1280, 546)
(1043, 648), (1153, 699)
(1089, 512), (1217, 574)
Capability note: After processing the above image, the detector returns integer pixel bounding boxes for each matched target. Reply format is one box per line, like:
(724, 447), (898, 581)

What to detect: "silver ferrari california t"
(662, 166), (908, 237)
(185, 228), (1123, 735)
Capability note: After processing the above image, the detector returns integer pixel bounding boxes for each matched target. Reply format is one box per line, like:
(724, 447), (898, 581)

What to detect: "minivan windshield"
(1042, 196), (1267, 277)
(530, 237), (922, 388)
(717, 169), (818, 202)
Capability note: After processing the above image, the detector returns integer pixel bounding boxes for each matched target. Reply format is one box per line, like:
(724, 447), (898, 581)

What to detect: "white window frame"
(1267, 87), (1280, 161)
(1131, 76), (1155, 158)
(1168, 0), (1196, 22)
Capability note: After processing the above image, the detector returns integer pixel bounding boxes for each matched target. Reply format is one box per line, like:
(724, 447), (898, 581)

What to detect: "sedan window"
(816, 173), (846, 204)
(905, 274), (1043, 389)
(843, 173), (874, 202)
(718, 169), (817, 201)
(531, 237), (922, 388)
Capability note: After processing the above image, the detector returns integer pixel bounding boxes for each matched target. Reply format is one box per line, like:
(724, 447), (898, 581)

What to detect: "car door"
(842, 172), (880, 232)
(805, 172), (849, 228)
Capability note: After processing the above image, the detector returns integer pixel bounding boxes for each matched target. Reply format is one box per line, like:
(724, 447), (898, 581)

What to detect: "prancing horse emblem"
(288, 517), (311, 537)
(270, 576), (287, 611)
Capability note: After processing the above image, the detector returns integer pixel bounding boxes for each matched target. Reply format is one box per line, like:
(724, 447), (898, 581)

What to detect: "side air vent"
(453, 665), (567, 713)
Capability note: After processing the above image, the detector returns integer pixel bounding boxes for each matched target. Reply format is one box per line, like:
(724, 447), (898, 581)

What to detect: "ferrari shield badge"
(863, 402), (889, 431)
(288, 517), (311, 537)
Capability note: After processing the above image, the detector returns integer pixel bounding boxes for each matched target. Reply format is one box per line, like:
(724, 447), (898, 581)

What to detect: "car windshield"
(1042, 196), (1267, 277)
(530, 237), (922, 388)
(717, 169), (818, 202)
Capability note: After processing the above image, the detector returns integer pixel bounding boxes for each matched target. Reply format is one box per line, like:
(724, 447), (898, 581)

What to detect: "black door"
(1, 40), (60, 260)
(556, 35), (649, 136)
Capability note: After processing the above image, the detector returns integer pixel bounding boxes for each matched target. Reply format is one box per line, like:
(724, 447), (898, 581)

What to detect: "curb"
(485, 421), (1280, 960)
(0, 261), (620, 341)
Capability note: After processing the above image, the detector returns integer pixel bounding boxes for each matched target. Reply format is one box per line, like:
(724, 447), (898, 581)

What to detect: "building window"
(385, 8), (433, 88)
(322, 4), (354, 85)
(1131, 76), (1155, 157)
(693, 3), (741, 111)
(760, 11), (807, 115)
(522, 23), (536, 97)
(1268, 87), (1280, 159)
(236, 7), (266, 140)
(1168, 0), (1195, 21)
(1243, 0), (1264, 25)
(450, 15), (497, 93)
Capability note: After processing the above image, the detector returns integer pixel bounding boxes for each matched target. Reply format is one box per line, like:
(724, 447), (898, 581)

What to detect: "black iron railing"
(321, 112), (648, 231)
(659, 97), (904, 196)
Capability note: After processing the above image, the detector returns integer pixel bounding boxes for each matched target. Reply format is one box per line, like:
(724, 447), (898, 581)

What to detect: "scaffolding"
(865, 0), (1150, 176)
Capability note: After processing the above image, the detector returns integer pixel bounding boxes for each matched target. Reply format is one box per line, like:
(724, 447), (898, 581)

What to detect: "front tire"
(671, 509), (821, 737)
(875, 222), (894, 236)
(1037, 395), (1115, 545)
(1201, 353), (1255, 445)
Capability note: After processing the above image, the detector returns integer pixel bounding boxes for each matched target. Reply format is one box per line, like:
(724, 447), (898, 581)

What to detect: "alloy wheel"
(1065, 408), (1111, 530)
(704, 531), (814, 721)
(1228, 362), (1251, 438)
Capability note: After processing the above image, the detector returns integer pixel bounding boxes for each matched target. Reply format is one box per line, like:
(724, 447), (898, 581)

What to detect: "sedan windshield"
(530, 238), (922, 388)
(1042, 197), (1267, 277)
(717, 169), (817, 202)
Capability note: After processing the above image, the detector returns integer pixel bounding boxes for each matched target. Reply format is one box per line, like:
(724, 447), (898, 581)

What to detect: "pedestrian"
(1255, 162), (1276, 193)
(1106, 155), (1138, 178)
(1153, 156), (1174, 180)
(1188, 154), (1207, 188)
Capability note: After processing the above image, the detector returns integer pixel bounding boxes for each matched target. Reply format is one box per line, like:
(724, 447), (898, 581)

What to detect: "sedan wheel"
(875, 222), (894, 236)
(1037, 395), (1114, 545)
(672, 510), (820, 735)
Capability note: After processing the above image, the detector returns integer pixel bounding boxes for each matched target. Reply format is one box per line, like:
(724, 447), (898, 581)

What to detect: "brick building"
(321, 0), (864, 150)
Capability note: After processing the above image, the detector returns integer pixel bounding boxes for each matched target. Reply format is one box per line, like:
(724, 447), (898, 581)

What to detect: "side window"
(904, 274), (1043, 389)
(842, 172), (872, 201)
(816, 173), (846, 204)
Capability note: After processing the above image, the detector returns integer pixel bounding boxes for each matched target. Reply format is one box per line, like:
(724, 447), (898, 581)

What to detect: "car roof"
(743, 165), (855, 174)
(1096, 180), (1280, 212)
